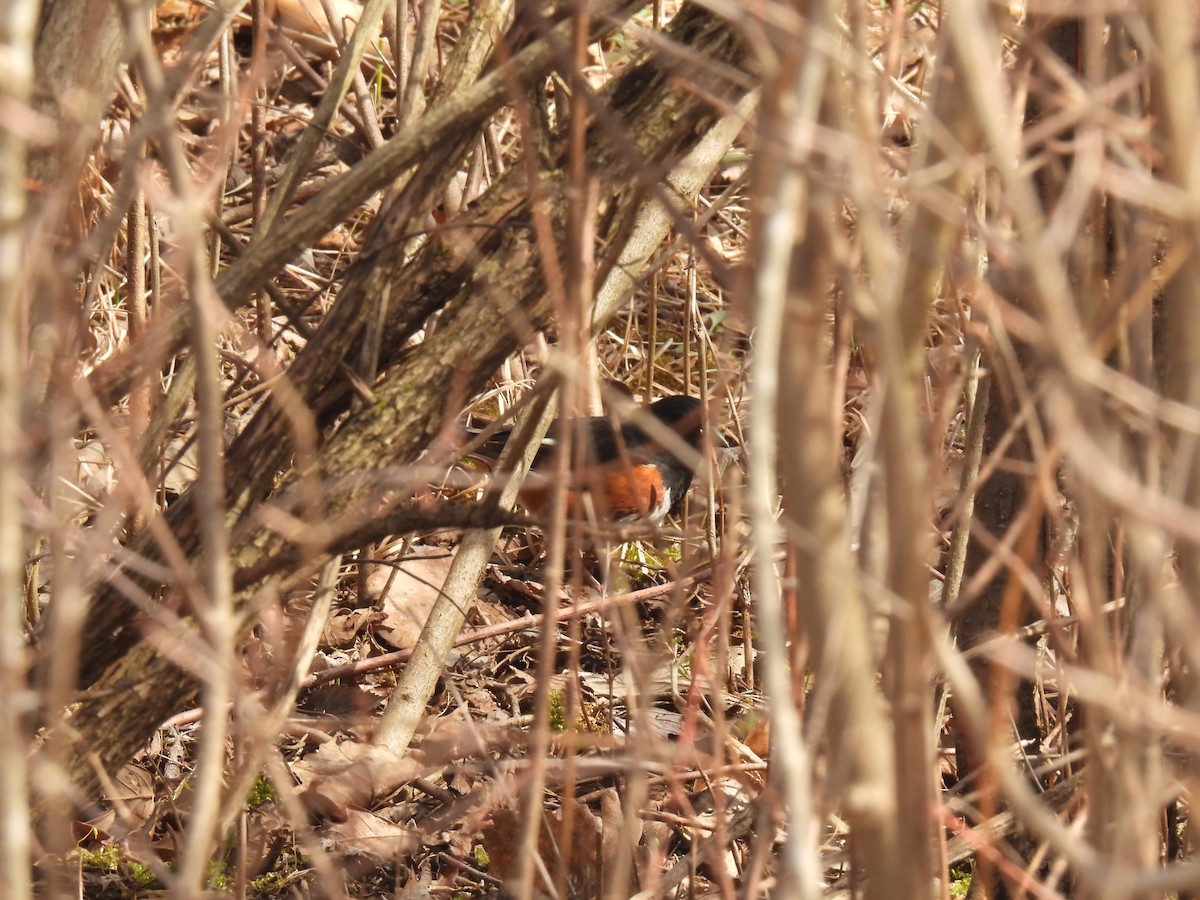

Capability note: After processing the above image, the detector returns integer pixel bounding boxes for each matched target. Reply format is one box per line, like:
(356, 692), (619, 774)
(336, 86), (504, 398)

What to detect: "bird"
(472, 394), (706, 525)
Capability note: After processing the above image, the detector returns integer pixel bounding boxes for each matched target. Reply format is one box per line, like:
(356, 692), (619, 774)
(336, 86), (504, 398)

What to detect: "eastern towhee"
(473, 394), (706, 525)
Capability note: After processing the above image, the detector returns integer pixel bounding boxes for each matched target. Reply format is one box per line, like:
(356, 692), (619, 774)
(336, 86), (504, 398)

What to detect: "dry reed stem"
(0, 4), (39, 898)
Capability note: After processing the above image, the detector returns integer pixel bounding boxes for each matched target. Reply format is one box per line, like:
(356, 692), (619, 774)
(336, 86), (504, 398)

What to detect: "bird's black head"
(646, 395), (703, 444)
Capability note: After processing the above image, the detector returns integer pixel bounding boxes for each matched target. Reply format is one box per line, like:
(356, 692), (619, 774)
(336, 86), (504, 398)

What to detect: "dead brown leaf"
(323, 607), (379, 648)
(84, 764), (157, 842)
(482, 789), (637, 896)
(320, 808), (419, 863)
(368, 549), (456, 651)
(293, 739), (426, 821)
